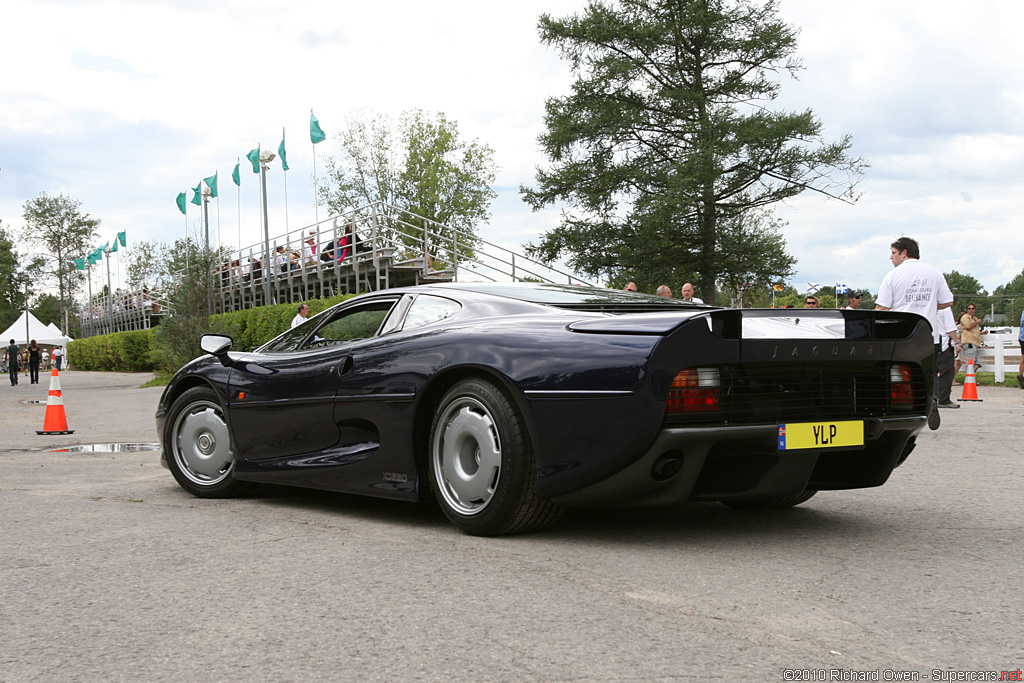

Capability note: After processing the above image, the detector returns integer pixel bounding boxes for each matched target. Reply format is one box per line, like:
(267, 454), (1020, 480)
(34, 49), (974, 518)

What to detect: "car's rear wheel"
(721, 490), (817, 511)
(164, 386), (254, 498)
(428, 377), (561, 536)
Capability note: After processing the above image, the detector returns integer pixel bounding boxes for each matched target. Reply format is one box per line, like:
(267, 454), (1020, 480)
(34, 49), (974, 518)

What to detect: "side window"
(312, 301), (395, 346)
(261, 315), (319, 353)
(402, 295), (461, 332)
(259, 300), (397, 353)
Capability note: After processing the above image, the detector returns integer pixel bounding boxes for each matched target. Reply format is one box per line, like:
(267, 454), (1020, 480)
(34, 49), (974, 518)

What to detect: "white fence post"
(994, 332), (1006, 382)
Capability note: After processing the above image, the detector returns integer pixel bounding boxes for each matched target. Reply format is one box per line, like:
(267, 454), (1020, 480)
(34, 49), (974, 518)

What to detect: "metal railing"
(206, 202), (592, 314)
(78, 290), (170, 337)
(75, 202), (593, 335)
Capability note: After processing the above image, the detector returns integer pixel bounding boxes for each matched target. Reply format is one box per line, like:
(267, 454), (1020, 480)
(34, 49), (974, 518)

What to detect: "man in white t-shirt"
(875, 237), (953, 430)
(934, 307), (960, 409)
(875, 237), (953, 338)
(291, 303), (309, 328)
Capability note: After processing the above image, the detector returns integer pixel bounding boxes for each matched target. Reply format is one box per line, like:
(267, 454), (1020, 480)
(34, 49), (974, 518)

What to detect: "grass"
(140, 373), (173, 388)
(955, 371), (1022, 388)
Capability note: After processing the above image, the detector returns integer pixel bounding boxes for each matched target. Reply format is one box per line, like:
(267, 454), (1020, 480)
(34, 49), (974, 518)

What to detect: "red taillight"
(667, 367), (720, 413)
(890, 364), (914, 405)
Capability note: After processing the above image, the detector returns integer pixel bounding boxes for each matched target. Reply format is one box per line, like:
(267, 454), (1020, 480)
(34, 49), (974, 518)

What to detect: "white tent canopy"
(46, 322), (73, 344)
(0, 311), (72, 346)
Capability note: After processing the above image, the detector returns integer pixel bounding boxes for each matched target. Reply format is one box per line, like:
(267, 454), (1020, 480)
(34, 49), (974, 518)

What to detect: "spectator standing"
(958, 303), (987, 372)
(1018, 310), (1024, 389)
(53, 345), (63, 371)
(935, 307), (960, 409)
(41, 348), (50, 371)
(291, 303), (310, 328)
(28, 340), (40, 384)
(5, 339), (19, 386)
(680, 283), (703, 303)
(804, 296), (820, 308)
(623, 282), (637, 292)
(656, 285), (672, 297)
(842, 291), (862, 309)
(874, 236), (953, 431)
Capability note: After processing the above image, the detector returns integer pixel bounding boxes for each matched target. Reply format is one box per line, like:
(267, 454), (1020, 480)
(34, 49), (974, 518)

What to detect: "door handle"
(339, 356), (354, 374)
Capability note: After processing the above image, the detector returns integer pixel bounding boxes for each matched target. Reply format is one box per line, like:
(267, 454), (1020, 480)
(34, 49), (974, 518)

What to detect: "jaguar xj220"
(156, 283), (934, 536)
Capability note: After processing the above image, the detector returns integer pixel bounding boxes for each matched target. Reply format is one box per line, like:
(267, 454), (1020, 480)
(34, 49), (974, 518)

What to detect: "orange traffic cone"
(957, 358), (983, 402)
(37, 367), (75, 435)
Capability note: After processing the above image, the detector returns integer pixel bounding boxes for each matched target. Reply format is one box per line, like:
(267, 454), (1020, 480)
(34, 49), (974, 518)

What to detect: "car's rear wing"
(568, 308), (930, 343)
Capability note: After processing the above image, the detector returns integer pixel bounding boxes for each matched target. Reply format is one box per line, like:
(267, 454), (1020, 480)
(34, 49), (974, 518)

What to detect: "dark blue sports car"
(156, 283), (934, 535)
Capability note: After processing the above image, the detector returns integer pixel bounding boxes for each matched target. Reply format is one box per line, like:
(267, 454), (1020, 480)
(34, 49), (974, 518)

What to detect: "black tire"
(163, 386), (255, 498)
(428, 377), (562, 536)
(721, 490), (818, 511)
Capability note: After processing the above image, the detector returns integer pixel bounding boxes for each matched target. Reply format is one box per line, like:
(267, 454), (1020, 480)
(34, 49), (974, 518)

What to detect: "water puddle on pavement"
(47, 443), (162, 453)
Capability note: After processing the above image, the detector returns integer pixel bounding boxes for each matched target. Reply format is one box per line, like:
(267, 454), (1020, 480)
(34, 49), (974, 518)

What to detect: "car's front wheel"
(428, 377), (561, 536)
(163, 386), (254, 498)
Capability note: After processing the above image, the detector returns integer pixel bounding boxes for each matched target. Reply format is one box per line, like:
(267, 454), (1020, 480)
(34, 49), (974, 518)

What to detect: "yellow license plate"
(778, 421), (864, 450)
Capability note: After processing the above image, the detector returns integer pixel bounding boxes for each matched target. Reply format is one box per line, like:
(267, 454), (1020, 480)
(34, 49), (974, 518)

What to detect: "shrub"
(67, 329), (157, 371)
(70, 293), (355, 374)
(207, 293), (354, 352)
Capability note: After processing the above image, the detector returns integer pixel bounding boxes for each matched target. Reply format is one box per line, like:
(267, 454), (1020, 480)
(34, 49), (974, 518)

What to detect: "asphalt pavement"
(2, 370), (1023, 681)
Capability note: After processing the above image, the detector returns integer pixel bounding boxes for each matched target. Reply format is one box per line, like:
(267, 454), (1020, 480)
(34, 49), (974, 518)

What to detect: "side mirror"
(200, 334), (234, 367)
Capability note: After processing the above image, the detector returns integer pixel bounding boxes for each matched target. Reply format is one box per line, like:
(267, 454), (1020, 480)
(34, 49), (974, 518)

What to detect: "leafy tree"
(21, 193), (100, 332)
(151, 237), (220, 373)
(715, 209), (796, 304)
(522, 0), (865, 303)
(944, 270), (986, 299)
(991, 268), (1024, 319)
(124, 239), (170, 293)
(319, 109), (497, 264)
(31, 294), (64, 328)
(0, 221), (45, 331)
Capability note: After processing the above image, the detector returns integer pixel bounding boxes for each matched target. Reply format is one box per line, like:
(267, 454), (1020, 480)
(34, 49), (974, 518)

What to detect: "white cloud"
(1, 0), (1022, 296)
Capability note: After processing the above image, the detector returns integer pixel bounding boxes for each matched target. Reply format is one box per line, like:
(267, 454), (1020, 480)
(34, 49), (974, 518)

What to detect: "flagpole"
(216, 194), (221, 252)
(87, 263), (93, 334)
(184, 203), (190, 273)
(311, 109), (319, 228)
(236, 157), (242, 249)
(282, 126), (290, 233)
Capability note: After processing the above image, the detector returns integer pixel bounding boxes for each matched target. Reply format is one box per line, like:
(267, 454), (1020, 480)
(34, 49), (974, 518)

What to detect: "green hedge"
(206, 293), (355, 352)
(69, 293), (355, 373)
(67, 329), (158, 372)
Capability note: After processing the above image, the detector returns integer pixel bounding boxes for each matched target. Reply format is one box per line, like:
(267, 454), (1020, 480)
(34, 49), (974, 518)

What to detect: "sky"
(2, 0), (1023, 298)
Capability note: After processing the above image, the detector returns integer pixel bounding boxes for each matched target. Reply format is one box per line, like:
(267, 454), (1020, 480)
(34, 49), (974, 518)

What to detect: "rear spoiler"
(568, 308), (930, 342)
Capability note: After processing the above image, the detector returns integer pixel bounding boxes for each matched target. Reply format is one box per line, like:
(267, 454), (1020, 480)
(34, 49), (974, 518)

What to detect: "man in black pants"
(5, 339), (20, 386)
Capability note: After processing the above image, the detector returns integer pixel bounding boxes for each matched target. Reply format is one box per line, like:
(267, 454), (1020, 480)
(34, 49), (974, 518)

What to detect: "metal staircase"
(209, 202), (593, 314)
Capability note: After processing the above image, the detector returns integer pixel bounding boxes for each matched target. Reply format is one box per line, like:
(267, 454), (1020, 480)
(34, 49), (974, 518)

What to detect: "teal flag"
(278, 138), (289, 171)
(310, 112), (326, 144)
(176, 192), (186, 214)
(232, 162), (240, 187)
(87, 253), (96, 266)
(247, 147), (260, 173)
(117, 231), (126, 247)
(203, 172), (218, 198)
(109, 240), (118, 254)
(75, 258), (85, 271)
(191, 183), (202, 206)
